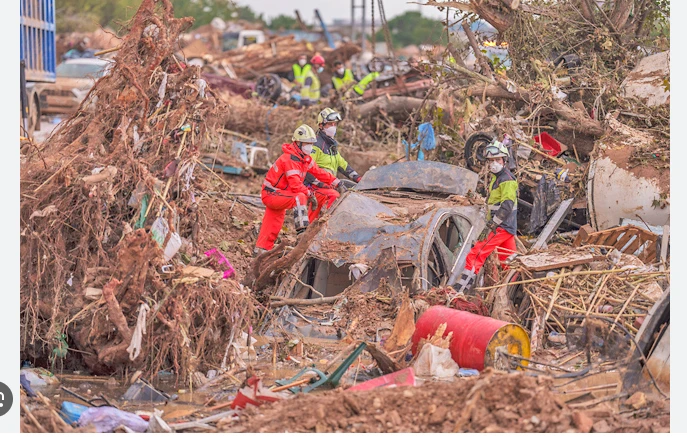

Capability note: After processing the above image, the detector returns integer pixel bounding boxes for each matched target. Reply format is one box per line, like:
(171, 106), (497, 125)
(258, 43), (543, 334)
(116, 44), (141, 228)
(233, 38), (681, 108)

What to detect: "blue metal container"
(20, 0), (56, 83)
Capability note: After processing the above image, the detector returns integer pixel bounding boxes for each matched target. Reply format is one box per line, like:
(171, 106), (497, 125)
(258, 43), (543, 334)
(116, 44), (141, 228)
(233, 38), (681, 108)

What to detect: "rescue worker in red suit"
(255, 124), (346, 255)
(452, 140), (518, 294)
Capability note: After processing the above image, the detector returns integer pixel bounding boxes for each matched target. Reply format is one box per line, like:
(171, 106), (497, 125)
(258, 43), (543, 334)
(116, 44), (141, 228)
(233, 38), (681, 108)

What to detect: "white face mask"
(324, 126), (337, 137)
(298, 59), (307, 66)
(336, 67), (345, 75)
(489, 161), (504, 174)
(317, 66), (324, 73)
(301, 144), (313, 155)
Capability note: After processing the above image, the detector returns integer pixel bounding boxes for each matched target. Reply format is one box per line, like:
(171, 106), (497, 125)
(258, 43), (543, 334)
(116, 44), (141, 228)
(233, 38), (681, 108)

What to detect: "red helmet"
(310, 55), (325, 66)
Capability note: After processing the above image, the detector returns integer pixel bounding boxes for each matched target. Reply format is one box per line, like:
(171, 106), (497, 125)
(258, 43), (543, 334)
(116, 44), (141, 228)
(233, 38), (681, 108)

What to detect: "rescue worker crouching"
(255, 124), (346, 255)
(305, 108), (362, 193)
(452, 140), (518, 294)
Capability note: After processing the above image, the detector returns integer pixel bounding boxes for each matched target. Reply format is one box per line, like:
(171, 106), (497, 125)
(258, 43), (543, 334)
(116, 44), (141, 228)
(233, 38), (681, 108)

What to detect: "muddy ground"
(218, 371), (670, 433)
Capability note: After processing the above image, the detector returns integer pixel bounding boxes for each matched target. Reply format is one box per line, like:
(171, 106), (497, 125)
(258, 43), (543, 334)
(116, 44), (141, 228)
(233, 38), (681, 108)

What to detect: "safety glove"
(478, 219), (497, 241)
(336, 181), (348, 194)
(309, 193), (318, 211)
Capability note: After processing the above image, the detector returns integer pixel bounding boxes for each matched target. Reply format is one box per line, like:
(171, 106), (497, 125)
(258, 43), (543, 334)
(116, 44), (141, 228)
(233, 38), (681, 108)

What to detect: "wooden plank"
(599, 229), (622, 246)
(642, 239), (658, 263)
(531, 198), (575, 251)
(623, 233), (644, 255)
(615, 228), (638, 251)
(573, 224), (593, 247)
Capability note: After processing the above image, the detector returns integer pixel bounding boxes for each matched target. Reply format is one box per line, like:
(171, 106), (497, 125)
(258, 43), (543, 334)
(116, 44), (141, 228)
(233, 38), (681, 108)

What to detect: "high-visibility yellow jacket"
(291, 63), (311, 85)
(301, 69), (321, 103)
(332, 69), (356, 91)
(308, 130), (361, 182)
(353, 71), (380, 95)
(487, 168), (518, 235)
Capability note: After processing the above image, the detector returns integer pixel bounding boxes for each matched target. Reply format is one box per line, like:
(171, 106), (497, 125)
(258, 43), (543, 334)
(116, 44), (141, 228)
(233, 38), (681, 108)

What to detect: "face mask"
(489, 161), (504, 174)
(336, 68), (344, 75)
(317, 66), (324, 73)
(324, 126), (337, 137)
(301, 144), (313, 155)
(298, 59), (306, 66)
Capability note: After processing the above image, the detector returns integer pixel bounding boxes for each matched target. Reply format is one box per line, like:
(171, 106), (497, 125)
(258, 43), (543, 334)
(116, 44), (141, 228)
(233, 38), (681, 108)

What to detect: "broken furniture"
(274, 342), (368, 394)
(573, 224), (660, 263)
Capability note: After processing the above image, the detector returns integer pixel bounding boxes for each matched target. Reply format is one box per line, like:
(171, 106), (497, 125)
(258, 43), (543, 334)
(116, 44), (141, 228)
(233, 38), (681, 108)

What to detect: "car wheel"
(255, 74), (282, 103)
(464, 132), (494, 172)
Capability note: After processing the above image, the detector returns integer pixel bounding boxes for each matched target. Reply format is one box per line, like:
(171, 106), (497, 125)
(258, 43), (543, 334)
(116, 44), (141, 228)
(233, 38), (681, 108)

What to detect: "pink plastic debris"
(204, 248), (236, 279)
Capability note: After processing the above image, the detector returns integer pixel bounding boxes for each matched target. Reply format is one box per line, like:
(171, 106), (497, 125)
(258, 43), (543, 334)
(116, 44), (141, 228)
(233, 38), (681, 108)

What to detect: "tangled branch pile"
(20, 0), (255, 380)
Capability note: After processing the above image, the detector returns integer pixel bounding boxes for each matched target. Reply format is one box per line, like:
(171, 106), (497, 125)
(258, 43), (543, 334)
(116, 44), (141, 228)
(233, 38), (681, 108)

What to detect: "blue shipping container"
(20, 0), (56, 83)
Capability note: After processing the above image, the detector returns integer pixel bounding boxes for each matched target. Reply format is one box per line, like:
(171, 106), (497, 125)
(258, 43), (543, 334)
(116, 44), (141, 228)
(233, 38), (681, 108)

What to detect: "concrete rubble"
(20, 0), (669, 433)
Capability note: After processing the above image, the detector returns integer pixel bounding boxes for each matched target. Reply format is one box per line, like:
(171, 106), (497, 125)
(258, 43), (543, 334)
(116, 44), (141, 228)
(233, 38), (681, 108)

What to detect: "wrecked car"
(274, 161), (487, 301)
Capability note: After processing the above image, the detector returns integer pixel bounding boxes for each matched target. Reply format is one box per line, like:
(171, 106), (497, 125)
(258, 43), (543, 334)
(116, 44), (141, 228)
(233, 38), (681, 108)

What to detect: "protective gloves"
(478, 219), (498, 241)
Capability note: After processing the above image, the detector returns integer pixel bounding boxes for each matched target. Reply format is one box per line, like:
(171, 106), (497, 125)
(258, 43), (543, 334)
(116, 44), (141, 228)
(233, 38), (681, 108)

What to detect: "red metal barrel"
(411, 306), (530, 371)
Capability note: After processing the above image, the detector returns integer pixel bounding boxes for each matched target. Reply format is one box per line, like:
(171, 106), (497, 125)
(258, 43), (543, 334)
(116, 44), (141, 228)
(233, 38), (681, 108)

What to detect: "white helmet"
(484, 140), (510, 158)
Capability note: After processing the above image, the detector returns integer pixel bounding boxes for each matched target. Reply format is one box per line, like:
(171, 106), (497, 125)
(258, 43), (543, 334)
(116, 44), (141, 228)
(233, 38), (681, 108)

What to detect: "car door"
(427, 213), (476, 287)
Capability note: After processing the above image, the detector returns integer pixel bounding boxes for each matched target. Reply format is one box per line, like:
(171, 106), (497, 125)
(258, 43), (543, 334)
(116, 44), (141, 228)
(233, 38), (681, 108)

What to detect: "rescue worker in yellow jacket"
(331, 60), (359, 95)
(305, 108), (362, 190)
(301, 55), (325, 107)
(288, 54), (311, 89)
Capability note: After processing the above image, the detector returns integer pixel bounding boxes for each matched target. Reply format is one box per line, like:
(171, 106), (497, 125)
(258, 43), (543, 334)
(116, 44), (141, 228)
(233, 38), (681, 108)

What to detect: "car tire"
(256, 74), (282, 103)
(464, 132), (494, 172)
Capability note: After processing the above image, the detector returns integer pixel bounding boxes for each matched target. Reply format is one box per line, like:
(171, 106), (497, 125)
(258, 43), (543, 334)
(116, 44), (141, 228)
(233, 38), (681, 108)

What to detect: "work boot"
(452, 268), (476, 295)
(293, 204), (310, 235)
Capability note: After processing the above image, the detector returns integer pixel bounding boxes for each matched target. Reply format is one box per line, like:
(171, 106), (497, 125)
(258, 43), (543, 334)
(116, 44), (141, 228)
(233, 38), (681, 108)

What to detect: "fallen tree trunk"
(352, 96), (435, 120)
(463, 84), (605, 137)
(251, 218), (326, 291)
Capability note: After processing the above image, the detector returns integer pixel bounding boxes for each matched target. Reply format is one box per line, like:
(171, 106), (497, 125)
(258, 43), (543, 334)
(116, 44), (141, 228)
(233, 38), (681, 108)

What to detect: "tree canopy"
(374, 11), (448, 48)
(55, 0), (265, 32)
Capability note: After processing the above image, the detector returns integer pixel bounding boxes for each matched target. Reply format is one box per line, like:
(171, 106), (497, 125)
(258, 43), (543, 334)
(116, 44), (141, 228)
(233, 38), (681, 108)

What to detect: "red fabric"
(464, 228), (516, 274)
(308, 186), (339, 222)
(264, 142), (339, 196)
(256, 189), (308, 250)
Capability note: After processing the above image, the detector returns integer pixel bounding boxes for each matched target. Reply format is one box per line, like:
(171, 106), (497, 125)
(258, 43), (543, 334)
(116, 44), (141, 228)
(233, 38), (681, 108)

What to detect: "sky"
(234, 0), (446, 23)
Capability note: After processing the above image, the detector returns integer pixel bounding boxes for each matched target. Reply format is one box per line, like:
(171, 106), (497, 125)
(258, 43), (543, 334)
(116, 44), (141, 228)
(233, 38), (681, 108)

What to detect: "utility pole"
(351, 0), (366, 52)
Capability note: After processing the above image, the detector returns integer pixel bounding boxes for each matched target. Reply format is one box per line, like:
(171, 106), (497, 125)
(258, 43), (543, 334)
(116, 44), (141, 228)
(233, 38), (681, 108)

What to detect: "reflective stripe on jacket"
(263, 142), (339, 195)
(487, 168), (518, 236)
(353, 72), (380, 95)
(301, 69), (321, 102)
(292, 64), (312, 85)
(332, 69), (356, 91)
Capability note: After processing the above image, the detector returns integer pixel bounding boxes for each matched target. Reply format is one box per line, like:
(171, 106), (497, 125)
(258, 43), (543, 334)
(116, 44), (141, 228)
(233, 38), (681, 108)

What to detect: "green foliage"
(55, 0), (264, 32)
(374, 11), (447, 48)
(267, 14), (299, 31)
(55, 0), (141, 32)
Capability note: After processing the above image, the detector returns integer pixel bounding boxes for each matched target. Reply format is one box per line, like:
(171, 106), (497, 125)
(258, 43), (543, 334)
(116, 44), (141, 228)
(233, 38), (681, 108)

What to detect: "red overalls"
(255, 142), (340, 251)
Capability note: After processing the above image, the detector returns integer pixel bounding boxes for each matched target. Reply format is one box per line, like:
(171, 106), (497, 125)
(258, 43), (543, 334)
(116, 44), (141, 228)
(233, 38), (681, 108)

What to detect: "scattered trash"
(60, 401), (89, 425)
(20, 368), (59, 387)
(412, 343), (460, 379)
(347, 368), (416, 391)
(230, 377), (290, 410)
(77, 406), (149, 433)
(122, 379), (170, 403)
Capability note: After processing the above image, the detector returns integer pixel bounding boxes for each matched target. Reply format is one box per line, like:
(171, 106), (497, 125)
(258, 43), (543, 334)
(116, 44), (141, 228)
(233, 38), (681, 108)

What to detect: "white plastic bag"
(412, 343), (459, 379)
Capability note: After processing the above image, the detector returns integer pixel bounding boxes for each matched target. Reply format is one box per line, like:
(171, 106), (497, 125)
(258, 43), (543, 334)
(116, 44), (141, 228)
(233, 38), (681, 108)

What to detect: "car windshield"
(56, 62), (108, 79)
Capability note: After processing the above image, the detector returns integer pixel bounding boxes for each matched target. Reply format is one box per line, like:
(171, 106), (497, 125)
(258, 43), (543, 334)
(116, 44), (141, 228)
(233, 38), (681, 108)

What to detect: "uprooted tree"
(21, 0), (256, 382)
(411, 0), (668, 160)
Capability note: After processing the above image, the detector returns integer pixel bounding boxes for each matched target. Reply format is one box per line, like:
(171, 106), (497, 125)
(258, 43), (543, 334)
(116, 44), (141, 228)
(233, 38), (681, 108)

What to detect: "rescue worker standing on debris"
(255, 124), (346, 254)
(300, 55), (325, 107)
(306, 108), (362, 190)
(331, 61), (359, 95)
(453, 140), (518, 294)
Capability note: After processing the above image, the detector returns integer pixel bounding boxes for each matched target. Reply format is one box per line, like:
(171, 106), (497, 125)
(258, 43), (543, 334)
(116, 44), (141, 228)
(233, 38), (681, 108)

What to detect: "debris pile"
(21, 0), (256, 381)
(218, 369), (669, 433)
